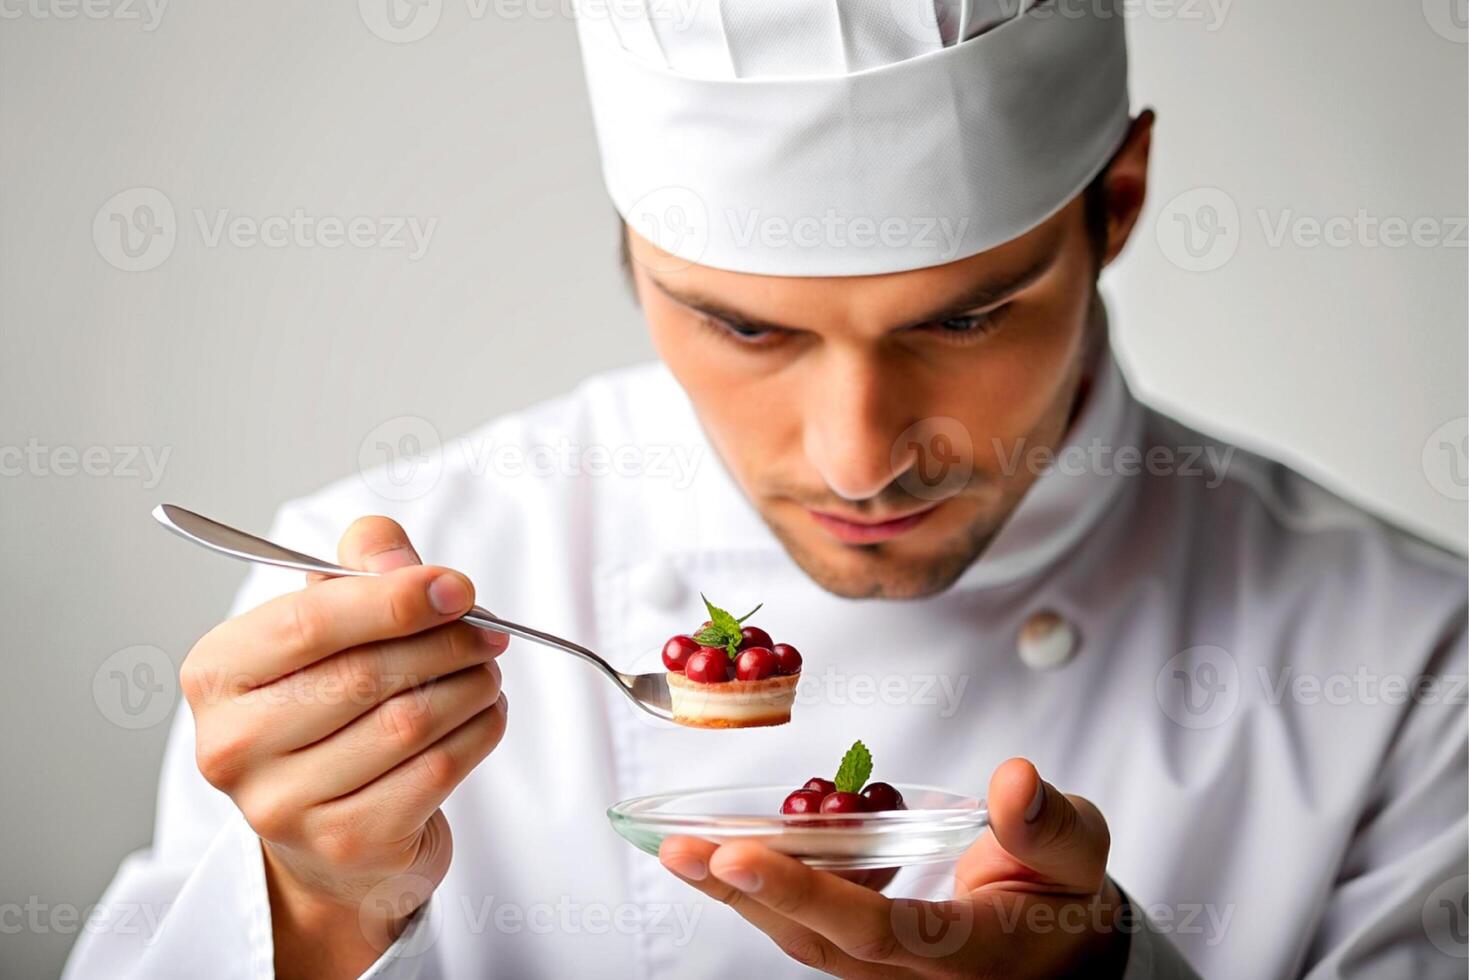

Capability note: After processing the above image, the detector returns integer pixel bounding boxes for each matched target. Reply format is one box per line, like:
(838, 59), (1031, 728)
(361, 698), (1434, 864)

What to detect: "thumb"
(338, 515), (422, 572)
(983, 758), (1111, 894)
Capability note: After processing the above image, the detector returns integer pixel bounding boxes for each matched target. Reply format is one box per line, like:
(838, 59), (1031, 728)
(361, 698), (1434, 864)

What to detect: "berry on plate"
(779, 741), (906, 814)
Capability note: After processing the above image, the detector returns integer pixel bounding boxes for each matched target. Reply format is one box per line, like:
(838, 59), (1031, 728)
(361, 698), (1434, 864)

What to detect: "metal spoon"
(151, 504), (674, 722)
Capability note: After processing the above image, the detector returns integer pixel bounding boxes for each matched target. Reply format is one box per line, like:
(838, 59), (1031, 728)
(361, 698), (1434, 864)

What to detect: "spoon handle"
(150, 504), (615, 672)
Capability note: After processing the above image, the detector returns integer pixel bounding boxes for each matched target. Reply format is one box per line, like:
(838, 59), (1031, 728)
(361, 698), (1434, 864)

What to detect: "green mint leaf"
(700, 593), (743, 640)
(834, 741), (873, 795)
(692, 626), (726, 647)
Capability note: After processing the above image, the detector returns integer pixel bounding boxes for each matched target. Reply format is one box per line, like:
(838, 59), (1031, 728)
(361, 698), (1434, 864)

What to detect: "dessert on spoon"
(662, 595), (802, 728)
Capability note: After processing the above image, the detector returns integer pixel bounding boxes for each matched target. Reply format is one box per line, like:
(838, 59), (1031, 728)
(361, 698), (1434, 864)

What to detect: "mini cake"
(662, 596), (802, 729)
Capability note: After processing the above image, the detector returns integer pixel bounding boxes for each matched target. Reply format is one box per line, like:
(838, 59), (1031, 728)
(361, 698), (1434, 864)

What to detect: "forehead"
(628, 199), (1079, 334)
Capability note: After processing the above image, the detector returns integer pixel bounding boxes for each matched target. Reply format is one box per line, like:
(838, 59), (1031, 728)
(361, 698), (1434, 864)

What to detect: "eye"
(917, 307), (1008, 344)
(698, 315), (782, 347)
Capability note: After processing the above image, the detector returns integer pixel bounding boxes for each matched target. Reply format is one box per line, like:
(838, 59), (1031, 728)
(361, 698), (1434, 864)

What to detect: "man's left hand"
(659, 758), (1131, 979)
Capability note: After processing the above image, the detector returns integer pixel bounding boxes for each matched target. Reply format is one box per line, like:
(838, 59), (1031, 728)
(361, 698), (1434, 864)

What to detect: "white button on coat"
(1017, 610), (1080, 670)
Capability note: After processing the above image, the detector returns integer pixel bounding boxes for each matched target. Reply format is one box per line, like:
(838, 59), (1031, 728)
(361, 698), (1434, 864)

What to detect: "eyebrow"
(643, 246), (1059, 334)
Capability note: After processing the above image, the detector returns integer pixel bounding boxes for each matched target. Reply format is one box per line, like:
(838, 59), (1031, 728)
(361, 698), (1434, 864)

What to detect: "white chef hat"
(575, 0), (1130, 276)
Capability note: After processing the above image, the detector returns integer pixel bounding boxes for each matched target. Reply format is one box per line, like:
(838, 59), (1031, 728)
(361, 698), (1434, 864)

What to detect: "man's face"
(628, 126), (1151, 598)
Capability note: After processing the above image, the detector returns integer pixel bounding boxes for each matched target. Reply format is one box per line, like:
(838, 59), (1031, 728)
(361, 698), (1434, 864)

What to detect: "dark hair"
(618, 171), (1111, 285)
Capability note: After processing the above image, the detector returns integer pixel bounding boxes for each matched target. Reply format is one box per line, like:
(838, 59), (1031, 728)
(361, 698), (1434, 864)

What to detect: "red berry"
(803, 777), (836, 798)
(684, 648), (733, 683)
(739, 626), (774, 650)
(735, 646), (778, 681)
(771, 643), (803, 675)
(780, 789), (824, 814)
(662, 635), (700, 672)
(819, 792), (870, 814)
(859, 782), (905, 811)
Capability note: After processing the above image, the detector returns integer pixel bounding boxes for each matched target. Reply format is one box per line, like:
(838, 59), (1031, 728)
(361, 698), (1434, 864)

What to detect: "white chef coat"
(64, 347), (1468, 980)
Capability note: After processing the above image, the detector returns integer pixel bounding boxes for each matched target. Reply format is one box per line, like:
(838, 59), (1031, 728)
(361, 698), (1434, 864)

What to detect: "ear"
(1098, 110), (1156, 269)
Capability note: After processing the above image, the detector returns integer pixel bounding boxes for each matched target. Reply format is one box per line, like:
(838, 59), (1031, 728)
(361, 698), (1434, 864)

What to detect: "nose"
(802, 351), (916, 502)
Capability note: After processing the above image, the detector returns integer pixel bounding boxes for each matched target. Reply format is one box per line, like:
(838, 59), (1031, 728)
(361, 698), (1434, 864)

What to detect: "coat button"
(1017, 611), (1078, 670)
(631, 559), (686, 611)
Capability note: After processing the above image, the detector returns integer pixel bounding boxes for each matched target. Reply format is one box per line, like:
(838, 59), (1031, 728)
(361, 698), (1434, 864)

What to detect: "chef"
(65, 1), (1466, 978)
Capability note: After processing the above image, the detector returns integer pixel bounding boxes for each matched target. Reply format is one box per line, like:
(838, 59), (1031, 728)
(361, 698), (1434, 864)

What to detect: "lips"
(807, 504), (938, 544)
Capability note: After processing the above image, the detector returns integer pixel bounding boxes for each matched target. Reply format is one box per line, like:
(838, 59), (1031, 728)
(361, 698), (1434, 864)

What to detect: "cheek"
(642, 308), (801, 482)
(953, 283), (1091, 461)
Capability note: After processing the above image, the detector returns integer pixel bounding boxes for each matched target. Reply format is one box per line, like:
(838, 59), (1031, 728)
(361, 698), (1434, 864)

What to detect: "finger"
(339, 516), (422, 571)
(833, 867), (898, 892)
(705, 841), (928, 970)
(310, 693), (508, 846)
(276, 661), (503, 800)
(188, 564), (477, 693)
(659, 838), (893, 980)
(305, 516), (423, 587)
(239, 622), (507, 752)
(964, 758), (1110, 895)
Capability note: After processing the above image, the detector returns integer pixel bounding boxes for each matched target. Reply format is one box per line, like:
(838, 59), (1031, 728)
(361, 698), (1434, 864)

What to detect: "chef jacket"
(63, 346), (1468, 979)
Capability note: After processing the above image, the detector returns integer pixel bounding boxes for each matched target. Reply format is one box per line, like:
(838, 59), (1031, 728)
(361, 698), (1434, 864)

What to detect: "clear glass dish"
(607, 783), (989, 870)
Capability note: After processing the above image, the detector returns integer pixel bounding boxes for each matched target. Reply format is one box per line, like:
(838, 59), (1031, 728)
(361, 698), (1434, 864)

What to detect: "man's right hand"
(179, 517), (509, 980)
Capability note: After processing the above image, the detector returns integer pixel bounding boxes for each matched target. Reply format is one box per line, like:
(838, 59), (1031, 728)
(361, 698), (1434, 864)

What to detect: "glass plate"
(607, 783), (989, 870)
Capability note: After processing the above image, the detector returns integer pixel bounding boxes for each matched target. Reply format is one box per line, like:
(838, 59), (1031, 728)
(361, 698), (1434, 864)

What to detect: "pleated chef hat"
(574, 0), (1130, 276)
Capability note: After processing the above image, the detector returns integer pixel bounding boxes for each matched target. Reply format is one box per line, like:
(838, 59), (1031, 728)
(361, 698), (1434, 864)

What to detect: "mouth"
(806, 503), (940, 544)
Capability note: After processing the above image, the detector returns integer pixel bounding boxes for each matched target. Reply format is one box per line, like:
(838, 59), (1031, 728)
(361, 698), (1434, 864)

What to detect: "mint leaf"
(834, 741), (873, 794)
(699, 593), (748, 659)
(735, 603), (763, 624)
(701, 593), (741, 637)
(691, 626), (726, 648)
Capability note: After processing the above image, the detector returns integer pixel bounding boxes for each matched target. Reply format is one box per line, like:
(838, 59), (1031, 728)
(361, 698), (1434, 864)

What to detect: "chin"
(771, 525), (992, 600)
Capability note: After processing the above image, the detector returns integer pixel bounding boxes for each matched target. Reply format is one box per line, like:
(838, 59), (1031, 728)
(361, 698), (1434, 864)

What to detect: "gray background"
(2, 2), (1465, 977)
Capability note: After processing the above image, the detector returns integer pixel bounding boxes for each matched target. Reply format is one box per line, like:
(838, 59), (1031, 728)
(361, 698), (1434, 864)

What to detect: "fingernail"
(364, 545), (419, 572)
(1025, 780), (1046, 823)
(664, 855), (707, 881)
(428, 574), (471, 615)
(713, 866), (762, 893)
